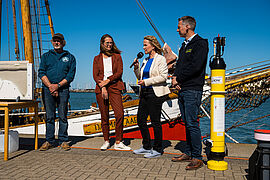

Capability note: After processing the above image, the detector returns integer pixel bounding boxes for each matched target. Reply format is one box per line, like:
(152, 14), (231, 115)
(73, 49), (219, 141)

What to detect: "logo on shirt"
(185, 49), (192, 53)
(62, 57), (69, 62)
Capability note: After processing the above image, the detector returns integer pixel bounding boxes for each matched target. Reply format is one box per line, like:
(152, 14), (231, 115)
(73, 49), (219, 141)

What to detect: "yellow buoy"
(207, 36), (228, 171)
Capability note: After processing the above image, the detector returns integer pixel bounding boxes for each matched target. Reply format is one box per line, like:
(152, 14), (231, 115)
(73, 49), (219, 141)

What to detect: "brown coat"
(93, 53), (125, 94)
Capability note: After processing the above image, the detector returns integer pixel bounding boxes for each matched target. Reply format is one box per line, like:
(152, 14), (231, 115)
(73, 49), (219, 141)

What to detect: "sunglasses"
(52, 39), (63, 43)
(104, 42), (113, 45)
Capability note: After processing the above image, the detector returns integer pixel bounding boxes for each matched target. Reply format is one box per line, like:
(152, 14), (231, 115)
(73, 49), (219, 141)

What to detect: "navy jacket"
(174, 34), (208, 91)
(38, 49), (76, 88)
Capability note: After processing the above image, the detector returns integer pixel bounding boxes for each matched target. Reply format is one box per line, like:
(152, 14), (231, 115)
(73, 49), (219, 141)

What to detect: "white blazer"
(134, 53), (170, 97)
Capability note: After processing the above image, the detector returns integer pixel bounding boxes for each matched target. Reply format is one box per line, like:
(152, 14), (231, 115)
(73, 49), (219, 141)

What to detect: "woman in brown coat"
(93, 34), (131, 151)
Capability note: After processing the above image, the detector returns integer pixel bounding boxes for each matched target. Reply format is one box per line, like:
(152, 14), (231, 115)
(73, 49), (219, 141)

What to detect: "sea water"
(69, 92), (270, 144)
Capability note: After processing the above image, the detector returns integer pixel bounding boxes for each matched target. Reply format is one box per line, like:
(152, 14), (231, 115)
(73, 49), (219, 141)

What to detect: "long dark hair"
(100, 34), (121, 56)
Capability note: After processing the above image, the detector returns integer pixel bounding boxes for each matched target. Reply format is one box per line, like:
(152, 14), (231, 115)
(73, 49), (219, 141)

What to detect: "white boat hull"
(13, 98), (180, 137)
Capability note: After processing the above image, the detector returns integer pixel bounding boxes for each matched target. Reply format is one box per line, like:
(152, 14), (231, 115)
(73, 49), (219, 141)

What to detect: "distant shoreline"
(70, 89), (95, 93)
(70, 89), (134, 93)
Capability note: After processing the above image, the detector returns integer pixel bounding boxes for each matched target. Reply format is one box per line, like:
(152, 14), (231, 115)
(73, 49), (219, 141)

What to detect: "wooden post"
(34, 102), (38, 150)
(20, 0), (34, 63)
(4, 107), (9, 161)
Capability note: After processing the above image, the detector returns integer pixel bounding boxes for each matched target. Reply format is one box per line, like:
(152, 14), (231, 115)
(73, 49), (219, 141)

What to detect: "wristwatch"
(58, 83), (61, 88)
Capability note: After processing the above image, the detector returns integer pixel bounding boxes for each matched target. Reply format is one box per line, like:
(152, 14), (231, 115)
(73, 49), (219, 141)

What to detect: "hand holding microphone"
(132, 58), (139, 69)
(130, 52), (144, 68)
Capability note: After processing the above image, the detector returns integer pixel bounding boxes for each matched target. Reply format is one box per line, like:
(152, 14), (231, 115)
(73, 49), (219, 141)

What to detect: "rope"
(201, 114), (270, 141)
(200, 64), (270, 140)
(18, 0), (25, 60)
(6, 0), (11, 61)
(225, 133), (239, 143)
(226, 63), (270, 76)
(135, 0), (165, 44)
(227, 59), (270, 72)
(256, 124), (270, 129)
(200, 66), (270, 118)
(225, 114), (270, 132)
(229, 107), (256, 130)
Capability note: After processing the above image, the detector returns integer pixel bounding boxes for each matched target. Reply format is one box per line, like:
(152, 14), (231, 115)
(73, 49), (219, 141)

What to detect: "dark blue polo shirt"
(38, 49), (76, 88)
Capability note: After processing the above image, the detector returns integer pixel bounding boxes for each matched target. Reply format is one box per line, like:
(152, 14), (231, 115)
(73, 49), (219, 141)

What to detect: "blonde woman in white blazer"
(132, 36), (170, 158)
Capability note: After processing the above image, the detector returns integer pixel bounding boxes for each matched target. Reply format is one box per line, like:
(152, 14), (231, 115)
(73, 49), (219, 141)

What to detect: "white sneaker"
(144, 150), (162, 158)
(133, 147), (152, 154)
(114, 142), (131, 150)
(100, 141), (110, 151)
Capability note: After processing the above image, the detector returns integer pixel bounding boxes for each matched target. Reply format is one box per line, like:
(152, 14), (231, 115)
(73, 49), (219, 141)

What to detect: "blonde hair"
(144, 35), (163, 55)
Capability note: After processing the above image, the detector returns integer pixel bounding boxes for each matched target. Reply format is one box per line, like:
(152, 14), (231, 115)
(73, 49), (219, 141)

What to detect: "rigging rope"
(225, 114), (270, 132)
(226, 63), (270, 76)
(198, 63), (270, 141)
(18, 0), (25, 60)
(201, 113), (270, 141)
(6, 0), (10, 61)
(227, 59), (270, 72)
(135, 0), (165, 44)
(200, 65), (270, 118)
(12, 0), (20, 60)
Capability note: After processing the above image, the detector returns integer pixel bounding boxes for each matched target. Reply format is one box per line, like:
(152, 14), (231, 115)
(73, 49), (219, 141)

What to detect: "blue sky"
(1, 0), (270, 89)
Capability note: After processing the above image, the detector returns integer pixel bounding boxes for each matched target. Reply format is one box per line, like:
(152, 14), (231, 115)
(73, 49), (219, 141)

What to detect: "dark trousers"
(96, 91), (124, 142)
(137, 88), (166, 153)
(42, 88), (70, 145)
(178, 90), (203, 160)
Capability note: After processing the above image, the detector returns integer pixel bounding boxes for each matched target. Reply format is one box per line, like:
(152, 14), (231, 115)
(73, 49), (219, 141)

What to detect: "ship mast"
(12, 0), (20, 60)
(20, 0), (34, 63)
(45, 0), (54, 36)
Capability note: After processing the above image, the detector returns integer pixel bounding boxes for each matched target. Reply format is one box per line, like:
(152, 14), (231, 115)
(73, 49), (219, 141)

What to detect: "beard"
(179, 32), (186, 37)
(54, 45), (61, 50)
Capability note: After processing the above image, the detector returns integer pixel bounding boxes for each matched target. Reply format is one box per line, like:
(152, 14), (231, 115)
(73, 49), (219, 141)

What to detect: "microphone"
(130, 52), (144, 68)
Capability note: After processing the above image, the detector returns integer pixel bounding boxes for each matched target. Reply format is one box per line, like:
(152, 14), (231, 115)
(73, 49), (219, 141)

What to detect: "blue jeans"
(178, 90), (202, 160)
(42, 88), (70, 145)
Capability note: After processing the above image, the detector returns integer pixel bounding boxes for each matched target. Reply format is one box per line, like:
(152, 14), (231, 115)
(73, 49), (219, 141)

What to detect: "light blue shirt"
(184, 33), (197, 47)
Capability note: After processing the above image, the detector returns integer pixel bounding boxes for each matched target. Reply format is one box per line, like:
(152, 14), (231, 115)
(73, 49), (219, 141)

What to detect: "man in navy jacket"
(170, 16), (208, 170)
(38, 33), (76, 151)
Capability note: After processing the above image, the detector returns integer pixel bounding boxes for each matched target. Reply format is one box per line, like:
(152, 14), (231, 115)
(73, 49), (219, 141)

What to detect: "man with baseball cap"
(38, 33), (76, 151)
